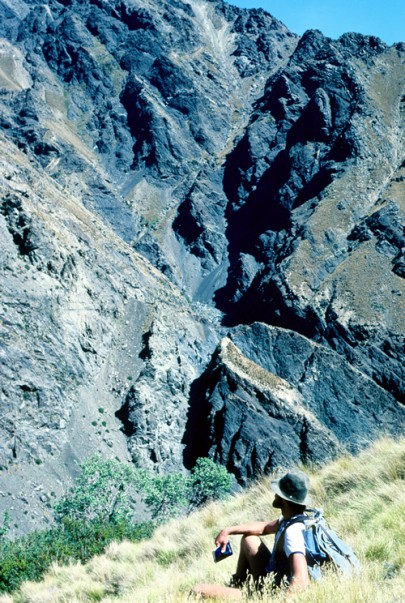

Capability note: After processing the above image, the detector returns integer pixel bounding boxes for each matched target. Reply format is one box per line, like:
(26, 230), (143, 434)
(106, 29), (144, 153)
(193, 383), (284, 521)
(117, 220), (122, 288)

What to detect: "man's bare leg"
(192, 583), (242, 600)
(234, 535), (271, 583)
(193, 536), (271, 599)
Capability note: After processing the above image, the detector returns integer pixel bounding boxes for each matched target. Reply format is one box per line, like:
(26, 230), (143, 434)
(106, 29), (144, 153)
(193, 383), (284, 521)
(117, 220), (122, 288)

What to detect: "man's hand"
(214, 519), (278, 552)
(215, 528), (230, 552)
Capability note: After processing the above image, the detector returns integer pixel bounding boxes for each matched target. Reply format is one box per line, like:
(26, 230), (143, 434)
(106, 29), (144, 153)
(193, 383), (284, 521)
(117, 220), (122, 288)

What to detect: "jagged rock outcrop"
(183, 327), (403, 483)
(183, 336), (340, 483)
(116, 301), (221, 470)
(0, 0), (403, 534)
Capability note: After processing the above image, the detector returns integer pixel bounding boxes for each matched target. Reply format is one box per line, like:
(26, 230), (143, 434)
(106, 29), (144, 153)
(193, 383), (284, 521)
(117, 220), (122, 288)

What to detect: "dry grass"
(1, 438), (404, 603)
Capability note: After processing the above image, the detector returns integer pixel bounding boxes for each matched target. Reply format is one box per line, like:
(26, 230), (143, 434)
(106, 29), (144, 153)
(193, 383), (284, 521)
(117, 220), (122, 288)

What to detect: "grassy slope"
(1, 438), (404, 603)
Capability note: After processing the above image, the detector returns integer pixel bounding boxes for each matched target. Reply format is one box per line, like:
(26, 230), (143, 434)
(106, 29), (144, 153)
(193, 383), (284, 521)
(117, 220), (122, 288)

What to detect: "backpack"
(302, 508), (361, 579)
(268, 508), (360, 583)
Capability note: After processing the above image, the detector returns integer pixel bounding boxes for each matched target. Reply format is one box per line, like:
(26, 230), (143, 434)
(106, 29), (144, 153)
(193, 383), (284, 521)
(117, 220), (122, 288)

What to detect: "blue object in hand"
(212, 541), (233, 562)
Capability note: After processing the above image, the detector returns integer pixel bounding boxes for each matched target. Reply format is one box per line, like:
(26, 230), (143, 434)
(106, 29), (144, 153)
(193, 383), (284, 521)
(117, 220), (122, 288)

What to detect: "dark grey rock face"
(0, 0), (403, 533)
(183, 325), (403, 484)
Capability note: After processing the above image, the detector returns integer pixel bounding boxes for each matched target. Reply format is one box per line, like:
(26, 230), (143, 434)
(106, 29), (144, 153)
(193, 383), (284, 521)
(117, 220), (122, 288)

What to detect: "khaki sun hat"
(270, 470), (312, 505)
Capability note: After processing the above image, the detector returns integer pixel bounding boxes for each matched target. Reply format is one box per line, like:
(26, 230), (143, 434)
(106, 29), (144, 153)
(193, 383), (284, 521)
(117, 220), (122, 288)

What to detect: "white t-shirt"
(265, 515), (307, 577)
(279, 515), (306, 557)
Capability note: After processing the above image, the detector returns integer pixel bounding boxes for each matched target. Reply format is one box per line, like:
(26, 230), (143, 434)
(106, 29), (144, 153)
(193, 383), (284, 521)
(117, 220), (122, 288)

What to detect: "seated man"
(193, 470), (311, 600)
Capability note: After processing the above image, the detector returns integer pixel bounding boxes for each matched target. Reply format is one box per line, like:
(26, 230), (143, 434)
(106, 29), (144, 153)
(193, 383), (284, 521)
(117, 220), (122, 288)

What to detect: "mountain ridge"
(0, 0), (403, 535)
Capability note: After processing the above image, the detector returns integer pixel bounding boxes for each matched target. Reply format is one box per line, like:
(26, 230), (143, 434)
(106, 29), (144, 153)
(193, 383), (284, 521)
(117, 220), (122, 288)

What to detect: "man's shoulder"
(285, 521), (305, 536)
(279, 514), (307, 529)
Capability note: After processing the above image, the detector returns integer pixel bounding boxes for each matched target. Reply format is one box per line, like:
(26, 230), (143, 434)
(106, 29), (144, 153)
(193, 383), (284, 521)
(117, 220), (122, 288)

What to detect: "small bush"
(55, 455), (233, 525)
(141, 472), (189, 521)
(0, 518), (154, 594)
(54, 456), (145, 524)
(188, 457), (233, 510)
(138, 457), (233, 520)
(0, 512), (10, 540)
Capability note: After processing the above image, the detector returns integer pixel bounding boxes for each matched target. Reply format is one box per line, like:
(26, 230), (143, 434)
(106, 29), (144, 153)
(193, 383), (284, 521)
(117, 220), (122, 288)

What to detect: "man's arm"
(215, 519), (279, 551)
(288, 553), (310, 594)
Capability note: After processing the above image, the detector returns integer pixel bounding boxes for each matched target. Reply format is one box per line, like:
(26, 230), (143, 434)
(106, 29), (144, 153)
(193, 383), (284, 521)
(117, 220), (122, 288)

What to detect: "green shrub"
(136, 457), (233, 520)
(0, 512), (10, 540)
(188, 457), (233, 510)
(55, 455), (232, 525)
(0, 518), (154, 594)
(54, 455), (147, 524)
(141, 472), (189, 521)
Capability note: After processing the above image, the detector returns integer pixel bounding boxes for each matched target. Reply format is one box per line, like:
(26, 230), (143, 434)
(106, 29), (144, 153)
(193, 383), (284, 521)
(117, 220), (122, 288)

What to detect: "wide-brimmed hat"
(270, 470), (311, 505)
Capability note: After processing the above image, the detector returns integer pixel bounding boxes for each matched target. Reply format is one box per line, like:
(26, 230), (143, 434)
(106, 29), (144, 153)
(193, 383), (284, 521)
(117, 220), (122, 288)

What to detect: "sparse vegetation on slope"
(0, 438), (403, 602)
(0, 456), (232, 596)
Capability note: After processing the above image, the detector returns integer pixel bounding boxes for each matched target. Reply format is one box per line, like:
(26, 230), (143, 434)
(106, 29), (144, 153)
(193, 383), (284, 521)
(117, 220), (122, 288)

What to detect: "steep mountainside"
(0, 0), (403, 533)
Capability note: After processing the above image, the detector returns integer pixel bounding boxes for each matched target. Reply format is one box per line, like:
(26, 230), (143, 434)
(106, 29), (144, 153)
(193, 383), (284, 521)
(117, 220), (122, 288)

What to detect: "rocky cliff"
(0, 0), (403, 534)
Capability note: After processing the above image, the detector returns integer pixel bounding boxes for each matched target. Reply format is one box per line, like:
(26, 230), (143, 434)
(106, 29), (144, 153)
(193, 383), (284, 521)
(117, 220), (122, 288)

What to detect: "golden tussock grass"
(1, 437), (404, 603)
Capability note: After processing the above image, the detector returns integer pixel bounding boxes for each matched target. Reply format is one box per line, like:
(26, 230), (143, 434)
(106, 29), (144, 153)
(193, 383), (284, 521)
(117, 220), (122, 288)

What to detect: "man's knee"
(240, 534), (263, 555)
(240, 536), (271, 579)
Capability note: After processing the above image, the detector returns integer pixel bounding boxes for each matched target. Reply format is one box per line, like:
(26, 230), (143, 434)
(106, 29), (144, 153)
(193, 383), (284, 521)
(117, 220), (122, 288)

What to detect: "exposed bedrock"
(212, 32), (405, 404)
(183, 326), (404, 484)
(0, 0), (403, 533)
(115, 302), (222, 471)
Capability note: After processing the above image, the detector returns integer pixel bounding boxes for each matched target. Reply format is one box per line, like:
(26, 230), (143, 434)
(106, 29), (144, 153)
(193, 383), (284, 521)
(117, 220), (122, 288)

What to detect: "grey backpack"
(272, 508), (361, 581)
(297, 508), (360, 579)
